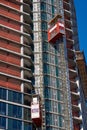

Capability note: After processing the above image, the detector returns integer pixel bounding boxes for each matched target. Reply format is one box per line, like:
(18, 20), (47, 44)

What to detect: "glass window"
(41, 12), (47, 20)
(8, 119), (22, 130)
(24, 122), (32, 130)
(59, 116), (65, 127)
(8, 90), (22, 104)
(41, 22), (47, 30)
(44, 76), (50, 86)
(0, 88), (6, 100)
(24, 94), (31, 106)
(42, 32), (47, 40)
(0, 102), (6, 115)
(0, 117), (6, 129)
(8, 104), (22, 118)
(43, 53), (48, 62)
(45, 100), (51, 111)
(24, 108), (31, 121)
(44, 88), (51, 98)
(43, 63), (50, 74)
(41, 3), (46, 11)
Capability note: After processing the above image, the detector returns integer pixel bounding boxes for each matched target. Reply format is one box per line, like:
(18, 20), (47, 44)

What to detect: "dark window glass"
(0, 117), (6, 129)
(24, 122), (32, 130)
(0, 88), (6, 100)
(8, 90), (22, 104)
(0, 102), (6, 115)
(8, 119), (22, 130)
(8, 104), (22, 118)
(24, 108), (31, 121)
(86, 100), (87, 107)
(42, 22), (47, 30)
(41, 3), (46, 11)
(24, 94), (31, 106)
(42, 32), (47, 40)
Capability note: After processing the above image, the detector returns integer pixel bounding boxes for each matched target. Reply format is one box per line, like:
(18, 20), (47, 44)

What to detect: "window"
(59, 116), (65, 127)
(85, 100), (87, 107)
(41, 12), (47, 20)
(8, 90), (22, 104)
(24, 108), (31, 121)
(0, 102), (6, 115)
(8, 119), (22, 130)
(0, 88), (6, 100)
(0, 117), (6, 129)
(45, 100), (51, 111)
(24, 122), (32, 130)
(41, 3), (46, 11)
(8, 104), (22, 118)
(42, 32), (47, 40)
(41, 22), (47, 30)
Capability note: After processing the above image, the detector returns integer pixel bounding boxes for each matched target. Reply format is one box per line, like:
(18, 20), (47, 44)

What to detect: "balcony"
(23, 0), (32, 5)
(24, 46), (33, 56)
(67, 49), (75, 59)
(23, 13), (32, 24)
(64, 9), (71, 20)
(23, 3), (31, 14)
(71, 92), (80, 100)
(73, 116), (82, 124)
(65, 19), (72, 30)
(68, 59), (76, 68)
(70, 81), (78, 90)
(72, 104), (80, 112)
(24, 57), (33, 68)
(24, 82), (33, 91)
(69, 69), (77, 79)
(23, 24), (32, 34)
(23, 35), (33, 46)
(63, 2), (70, 11)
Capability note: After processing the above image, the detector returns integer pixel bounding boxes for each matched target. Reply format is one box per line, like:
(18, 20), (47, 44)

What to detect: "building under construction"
(33, 0), (85, 130)
(0, 0), (35, 129)
(76, 51), (87, 130)
(0, 0), (86, 130)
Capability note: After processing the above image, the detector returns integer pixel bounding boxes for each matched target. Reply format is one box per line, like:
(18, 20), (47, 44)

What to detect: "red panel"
(0, 39), (8, 49)
(0, 7), (8, 16)
(0, 17), (20, 30)
(8, 10), (20, 21)
(7, 53), (20, 65)
(0, 63), (20, 77)
(0, 0), (20, 10)
(0, 51), (20, 66)
(8, 21), (20, 30)
(0, 39), (20, 53)
(0, 6), (20, 21)
(0, 29), (20, 42)
(7, 43), (20, 53)
(7, 78), (21, 91)
(0, 76), (21, 91)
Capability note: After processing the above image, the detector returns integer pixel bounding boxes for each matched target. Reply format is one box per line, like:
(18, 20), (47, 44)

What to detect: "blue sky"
(74, 0), (87, 61)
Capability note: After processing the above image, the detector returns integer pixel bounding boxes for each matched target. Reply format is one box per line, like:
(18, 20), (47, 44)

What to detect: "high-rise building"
(0, 0), (86, 130)
(33, 0), (84, 130)
(0, 0), (35, 129)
